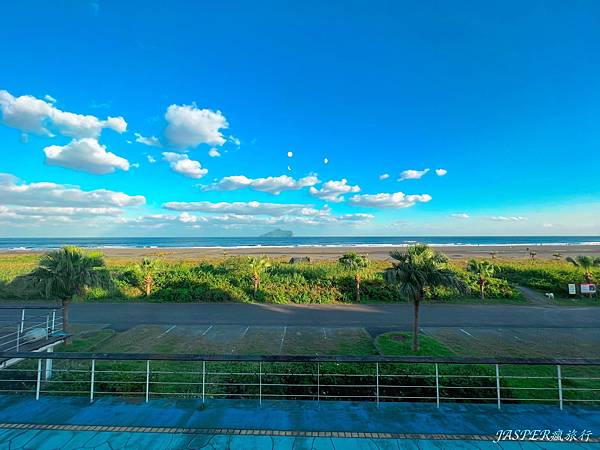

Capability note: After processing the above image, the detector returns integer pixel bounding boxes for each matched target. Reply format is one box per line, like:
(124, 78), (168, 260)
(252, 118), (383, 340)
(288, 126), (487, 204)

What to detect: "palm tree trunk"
(479, 279), (485, 300)
(145, 275), (152, 296)
(253, 274), (259, 298)
(62, 298), (72, 346)
(412, 293), (422, 352)
(355, 273), (361, 303)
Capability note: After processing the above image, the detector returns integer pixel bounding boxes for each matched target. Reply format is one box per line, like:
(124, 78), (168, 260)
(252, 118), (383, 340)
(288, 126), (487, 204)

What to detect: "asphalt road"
(35, 303), (600, 330)
(1, 303), (598, 330)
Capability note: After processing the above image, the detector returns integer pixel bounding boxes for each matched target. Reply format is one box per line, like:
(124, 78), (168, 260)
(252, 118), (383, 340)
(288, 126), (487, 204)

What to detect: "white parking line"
(201, 325), (213, 336)
(279, 326), (287, 353)
(323, 328), (327, 340)
(242, 326), (250, 338)
(459, 328), (474, 337)
(155, 325), (176, 339)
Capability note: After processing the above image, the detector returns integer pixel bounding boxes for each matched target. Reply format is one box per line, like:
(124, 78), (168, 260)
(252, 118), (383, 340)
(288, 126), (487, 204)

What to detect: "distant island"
(260, 229), (294, 238)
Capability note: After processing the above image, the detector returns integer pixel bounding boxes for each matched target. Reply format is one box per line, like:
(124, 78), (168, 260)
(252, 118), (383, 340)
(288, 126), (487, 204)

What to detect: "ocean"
(0, 236), (599, 250)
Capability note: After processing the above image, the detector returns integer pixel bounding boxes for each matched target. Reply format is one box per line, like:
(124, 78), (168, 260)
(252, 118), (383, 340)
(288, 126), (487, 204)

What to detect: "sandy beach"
(3, 244), (600, 261)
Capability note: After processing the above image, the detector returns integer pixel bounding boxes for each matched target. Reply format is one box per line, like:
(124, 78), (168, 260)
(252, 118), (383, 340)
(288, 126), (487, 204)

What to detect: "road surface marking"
(155, 325), (176, 339)
(201, 325), (213, 336)
(459, 328), (474, 337)
(242, 325), (250, 338)
(323, 328), (327, 340)
(279, 326), (287, 353)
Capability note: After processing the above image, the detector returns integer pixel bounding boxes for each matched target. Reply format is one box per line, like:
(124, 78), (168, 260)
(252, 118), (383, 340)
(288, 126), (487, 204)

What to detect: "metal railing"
(0, 307), (64, 352)
(0, 353), (598, 409)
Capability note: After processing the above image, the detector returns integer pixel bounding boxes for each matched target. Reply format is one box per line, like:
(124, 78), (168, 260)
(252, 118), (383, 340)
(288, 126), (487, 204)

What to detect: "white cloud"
(309, 179), (360, 203)
(164, 200), (321, 216)
(162, 152), (208, 179)
(208, 148), (221, 157)
(0, 173), (145, 207)
(490, 216), (526, 222)
(398, 168), (430, 181)
(134, 132), (162, 148)
(203, 174), (319, 195)
(435, 168), (448, 176)
(146, 154), (156, 164)
(164, 104), (228, 149)
(379, 173), (390, 180)
(287, 151), (293, 158)
(323, 157), (329, 165)
(451, 213), (469, 219)
(43, 138), (130, 174)
(348, 192), (432, 208)
(0, 90), (127, 139)
(228, 135), (241, 147)
(44, 94), (57, 104)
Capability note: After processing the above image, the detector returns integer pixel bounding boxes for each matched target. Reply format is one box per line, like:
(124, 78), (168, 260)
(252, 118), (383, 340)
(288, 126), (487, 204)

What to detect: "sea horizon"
(1, 236), (600, 250)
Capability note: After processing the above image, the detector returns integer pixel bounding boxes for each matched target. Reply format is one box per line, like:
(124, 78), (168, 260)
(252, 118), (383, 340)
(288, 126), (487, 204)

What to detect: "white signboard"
(568, 284), (576, 295)
(581, 284), (596, 294)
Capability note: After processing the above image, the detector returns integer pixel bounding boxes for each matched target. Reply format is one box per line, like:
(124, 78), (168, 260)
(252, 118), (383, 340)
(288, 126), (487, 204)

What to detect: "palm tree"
(338, 252), (370, 302)
(248, 256), (271, 298)
(137, 258), (161, 296)
(31, 246), (108, 345)
(466, 259), (497, 300)
(565, 256), (600, 284)
(553, 252), (563, 261)
(385, 244), (466, 352)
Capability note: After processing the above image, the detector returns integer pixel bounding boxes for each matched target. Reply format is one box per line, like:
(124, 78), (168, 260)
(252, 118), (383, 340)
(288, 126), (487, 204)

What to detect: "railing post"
(495, 364), (501, 410)
(20, 309), (25, 333)
(376, 362), (380, 408)
(44, 348), (53, 381)
(317, 362), (320, 403)
(90, 359), (95, 403)
(46, 315), (50, 338)
(202, 361), (206, 403)
(435, 363), (440, 408)
(16, 325), (20, 351)
(557, 365), (563, 410)
(259, 362), (262, 406)
(51, 310), (56, 332)
(35, 358), (42, 400)
(145, 360), (150, 403)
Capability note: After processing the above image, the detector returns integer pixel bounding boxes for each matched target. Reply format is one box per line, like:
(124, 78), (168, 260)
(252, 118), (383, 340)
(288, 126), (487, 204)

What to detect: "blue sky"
(1, 0), (600, 236)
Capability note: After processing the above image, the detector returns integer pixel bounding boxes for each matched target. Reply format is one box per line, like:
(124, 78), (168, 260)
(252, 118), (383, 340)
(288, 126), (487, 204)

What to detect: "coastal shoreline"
(2, 244), (600, 261)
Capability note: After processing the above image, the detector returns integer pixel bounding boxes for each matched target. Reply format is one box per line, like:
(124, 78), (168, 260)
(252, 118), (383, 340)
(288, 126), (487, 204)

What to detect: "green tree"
(137, 258), (161, 296)
(385, 244), (466, 352)
(31, 246), (109, 344)
(248, 256), (271, 298)
(338, 252), (370, 302)
(466, 259), (497, 300)
(566, 256), (600, 284)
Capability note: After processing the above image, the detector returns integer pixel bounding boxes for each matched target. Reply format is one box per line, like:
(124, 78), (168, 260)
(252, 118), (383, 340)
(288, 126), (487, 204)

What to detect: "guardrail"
(0, 353), (598, 409)
(0, 307), (64, 352)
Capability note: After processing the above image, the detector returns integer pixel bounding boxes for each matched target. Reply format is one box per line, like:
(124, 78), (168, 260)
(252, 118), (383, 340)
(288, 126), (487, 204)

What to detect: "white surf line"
(201, 325), (213, 337)
(459, 328), (474, 338)
(279, 326), (287, 353)
(155, 325), (176, 339)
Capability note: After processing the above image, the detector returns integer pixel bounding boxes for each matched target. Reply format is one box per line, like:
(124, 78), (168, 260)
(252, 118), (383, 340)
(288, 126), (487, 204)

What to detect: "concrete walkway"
(0, 395), (598, 448)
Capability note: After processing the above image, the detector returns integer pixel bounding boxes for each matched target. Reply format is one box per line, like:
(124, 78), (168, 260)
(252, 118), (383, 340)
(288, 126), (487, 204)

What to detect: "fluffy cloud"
(134, 132), (162, 148)
(0, 173), (145, 207)
(309, 179), (360, 203)
(435, 168), (448, 176)
(0, 90), (127, 139)
(164, 200), (322, 216)
(164, 104), (228, 149)
(348, 192), (432, 208)
(490, 216), (526, 222)
(451, 213), (469, 219)
(398, 168), (430, 181)
(208, 148), (221, 157)
(379, 173), (390, 180)
(162, 152), (208, 179)
(203, 174), (319, 195)
(44, 138), (130, 174)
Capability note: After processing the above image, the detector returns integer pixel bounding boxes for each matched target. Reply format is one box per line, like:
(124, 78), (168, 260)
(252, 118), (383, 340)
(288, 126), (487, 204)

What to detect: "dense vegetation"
(1, 248), (598, 304)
